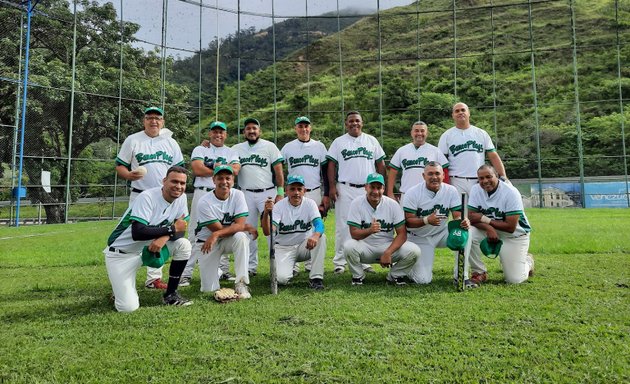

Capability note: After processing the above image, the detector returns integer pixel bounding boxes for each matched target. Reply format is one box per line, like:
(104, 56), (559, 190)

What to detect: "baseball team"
(104, 103), (534, 312)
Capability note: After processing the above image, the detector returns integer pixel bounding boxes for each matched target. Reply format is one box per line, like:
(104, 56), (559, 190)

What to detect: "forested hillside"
(180, 0), (629, 179)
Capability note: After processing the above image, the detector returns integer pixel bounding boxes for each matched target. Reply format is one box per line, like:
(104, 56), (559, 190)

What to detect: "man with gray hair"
(387, 121), (449, 202)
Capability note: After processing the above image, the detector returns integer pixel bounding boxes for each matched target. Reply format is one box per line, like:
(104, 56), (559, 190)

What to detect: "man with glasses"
(115, 106), (185, 290)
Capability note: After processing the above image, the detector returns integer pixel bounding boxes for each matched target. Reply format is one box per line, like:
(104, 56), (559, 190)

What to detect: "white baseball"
(135, 166), (147, 176)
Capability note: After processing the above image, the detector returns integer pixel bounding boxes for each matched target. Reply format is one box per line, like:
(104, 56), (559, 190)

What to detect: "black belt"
(196, 186), (214, 192)
(244, 186), (275, 193)
(451, 176), (477, 180)
(131, 188), (143, 193)
(306, 186), (321, 192)
(108, 247), (127, 254)
(340, 181), (365, 188)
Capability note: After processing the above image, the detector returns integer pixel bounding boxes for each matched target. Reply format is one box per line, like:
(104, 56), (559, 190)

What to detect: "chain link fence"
(0, 0), (628, 225)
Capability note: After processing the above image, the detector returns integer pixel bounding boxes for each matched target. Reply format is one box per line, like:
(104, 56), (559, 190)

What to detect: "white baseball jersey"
(347, 195), (405, 248)
(468, 181), (532, 237)
(190, 144), (240, 189)
(402, 181), (461, 237)
(281, 139), (328, 190)
(326, 133), (386, 184)
(389, 143), (449, 193)
(272, 197), (321, 246)
(107, 187), (189, 253)
(194, 189), (249, 242)
(116, 130), (184, 191)
(232, 139), (283, 190)
(437, 125), (495, 178)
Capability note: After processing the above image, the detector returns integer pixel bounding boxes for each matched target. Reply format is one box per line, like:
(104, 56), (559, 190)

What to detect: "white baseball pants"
(197, 232), (250, 292)
(274, 234), (326, 285)
(469, 227), (532, 284)
(343, 239), (420, 279)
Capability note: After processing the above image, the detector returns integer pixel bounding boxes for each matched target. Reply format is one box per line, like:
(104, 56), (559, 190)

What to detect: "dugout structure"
(0, 0), (628, 225)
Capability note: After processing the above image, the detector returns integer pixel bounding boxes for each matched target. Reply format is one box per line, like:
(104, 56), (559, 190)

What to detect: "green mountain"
(192, 0), (629, 179)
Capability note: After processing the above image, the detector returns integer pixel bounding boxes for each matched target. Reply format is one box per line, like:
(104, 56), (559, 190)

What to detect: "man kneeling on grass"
(261, 174), (326, 290)
(467, 164), (534, 284)
(344, 173), (420, 286)
(195, 165), (252, 299)
(104, 166), (192, 312)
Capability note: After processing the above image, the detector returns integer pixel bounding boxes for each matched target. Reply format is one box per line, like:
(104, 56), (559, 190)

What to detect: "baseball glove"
(213, 287), (240, 303)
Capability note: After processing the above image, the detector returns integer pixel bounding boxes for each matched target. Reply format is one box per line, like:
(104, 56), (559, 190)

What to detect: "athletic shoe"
(145, 278), (168, 290)
(363, 265), (376, 274)
(235, 282), (252, 299)
(470, 272), (488, 285)
(351, 276), (364, 286)
(334, 266), (345, 274)
(178, 277), (191, 287)
(162, 291), (193, 306)
(527, 253), (535, 277)
(452, 278), (479, 289)
(248, 271), (257, 277)
(220, 272), (236, 281)
(309, 278), (324, 290)
(386, 274), (407, 286)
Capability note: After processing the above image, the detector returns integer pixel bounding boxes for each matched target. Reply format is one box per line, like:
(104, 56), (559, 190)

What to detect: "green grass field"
(1, 209), (628, 383)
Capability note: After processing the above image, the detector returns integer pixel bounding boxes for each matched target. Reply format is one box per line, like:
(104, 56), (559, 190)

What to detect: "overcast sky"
(105, 0), (413, 58)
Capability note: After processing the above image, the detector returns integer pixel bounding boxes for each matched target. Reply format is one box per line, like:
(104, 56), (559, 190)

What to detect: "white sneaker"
(178, 276), (191, 287)
(234, 282), (251, 299)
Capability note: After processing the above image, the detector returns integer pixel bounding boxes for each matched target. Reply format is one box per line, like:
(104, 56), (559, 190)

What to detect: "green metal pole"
(198, 0), (203, 142)
(569, 0), (586, 208)
(415, 0), (421, 121)
(614, 0), (629, 207)
(160, 0), (168, 108)
(377, 0), (383, 145)
(11, 12), (26, 225)
(272, 0), (278, 144)
(237, 0), (241, 141)
(337, 0), (345, 130)
(452, 0), (457, 98)
(528, 0), (543, 208)
(112, 0), (125, 218)
(306, 0), (310, 115)
(64, 0), (79, 223)
(490, 1), (498, 145)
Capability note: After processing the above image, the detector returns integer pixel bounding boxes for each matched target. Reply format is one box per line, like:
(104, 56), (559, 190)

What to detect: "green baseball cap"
(141, 246), (170, 268)
(213, 164), (234, 175)
(209, 121), (227, 130)
(366, 173), (384, 185)
(287, 174), (305, 185)
(294, 116), (311, 125)
(446, 220), (469, 251)
(480, 238), (503, 258)
(243, 117), (260, 127)
(144, 106), (164, 116)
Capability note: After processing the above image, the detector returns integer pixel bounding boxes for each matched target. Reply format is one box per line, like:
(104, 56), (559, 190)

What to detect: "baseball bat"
(456, 192), (468, 292)
(269, 208), (278, 295)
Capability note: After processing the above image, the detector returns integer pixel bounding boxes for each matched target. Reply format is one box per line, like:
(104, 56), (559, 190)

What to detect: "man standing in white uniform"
(194, 165), (252, 298)
(344, 173), (419, 285)
(327, 111), (386, 274)
(115, 106), (185, 290)
(387, 121), (449, 202)
(232, 118), (284, 276)
(467, 164), (534, 284)
(181, 121), (241, 285)
(104, 166), (192, 312)
(438, 102), (507, 195)
(261, 175), (326, 290)
(402, 162), (473, 285)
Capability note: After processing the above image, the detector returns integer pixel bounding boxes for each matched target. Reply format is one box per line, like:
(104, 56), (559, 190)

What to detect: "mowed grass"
(0, 209), (628, 383)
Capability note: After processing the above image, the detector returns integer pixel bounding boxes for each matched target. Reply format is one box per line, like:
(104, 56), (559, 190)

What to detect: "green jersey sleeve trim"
(388, 163), (401, 171)
(271, 158), (284, 167)
(233, 212), (249, 219)
(129, 216), (148, 225)
(325, 155), (338, 164)
(347, 221), (362, 228)
(394, 219), (405, 228)
(115, 157), (130, 167)
(468, 205), (480, 212)
(505, 210), (523, 216)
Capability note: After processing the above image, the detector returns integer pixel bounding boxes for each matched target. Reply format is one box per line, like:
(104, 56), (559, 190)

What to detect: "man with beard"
(232, 118), (284, 276)
(387, 121), (449, 202)
(104, 166), (192, 312)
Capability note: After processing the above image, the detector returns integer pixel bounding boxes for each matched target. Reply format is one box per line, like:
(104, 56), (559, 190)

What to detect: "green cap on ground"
(480, 238), (503, 257)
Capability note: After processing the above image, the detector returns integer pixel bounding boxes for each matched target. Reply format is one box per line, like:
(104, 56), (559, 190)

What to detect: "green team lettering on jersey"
(415, 204), (448, 217)
(240, 154), (268, 167)
(359, 219), (394, 232)
(478, 206), (505, 220)
(341, 147), (373, 160)
(278, 219), (312, 233)
(205, 156), (227, 164)
(135, 151), (174, 164)
(288, 155), (319, 167)
(449, 141), (484, 157)
(401, 157), (429, 169)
